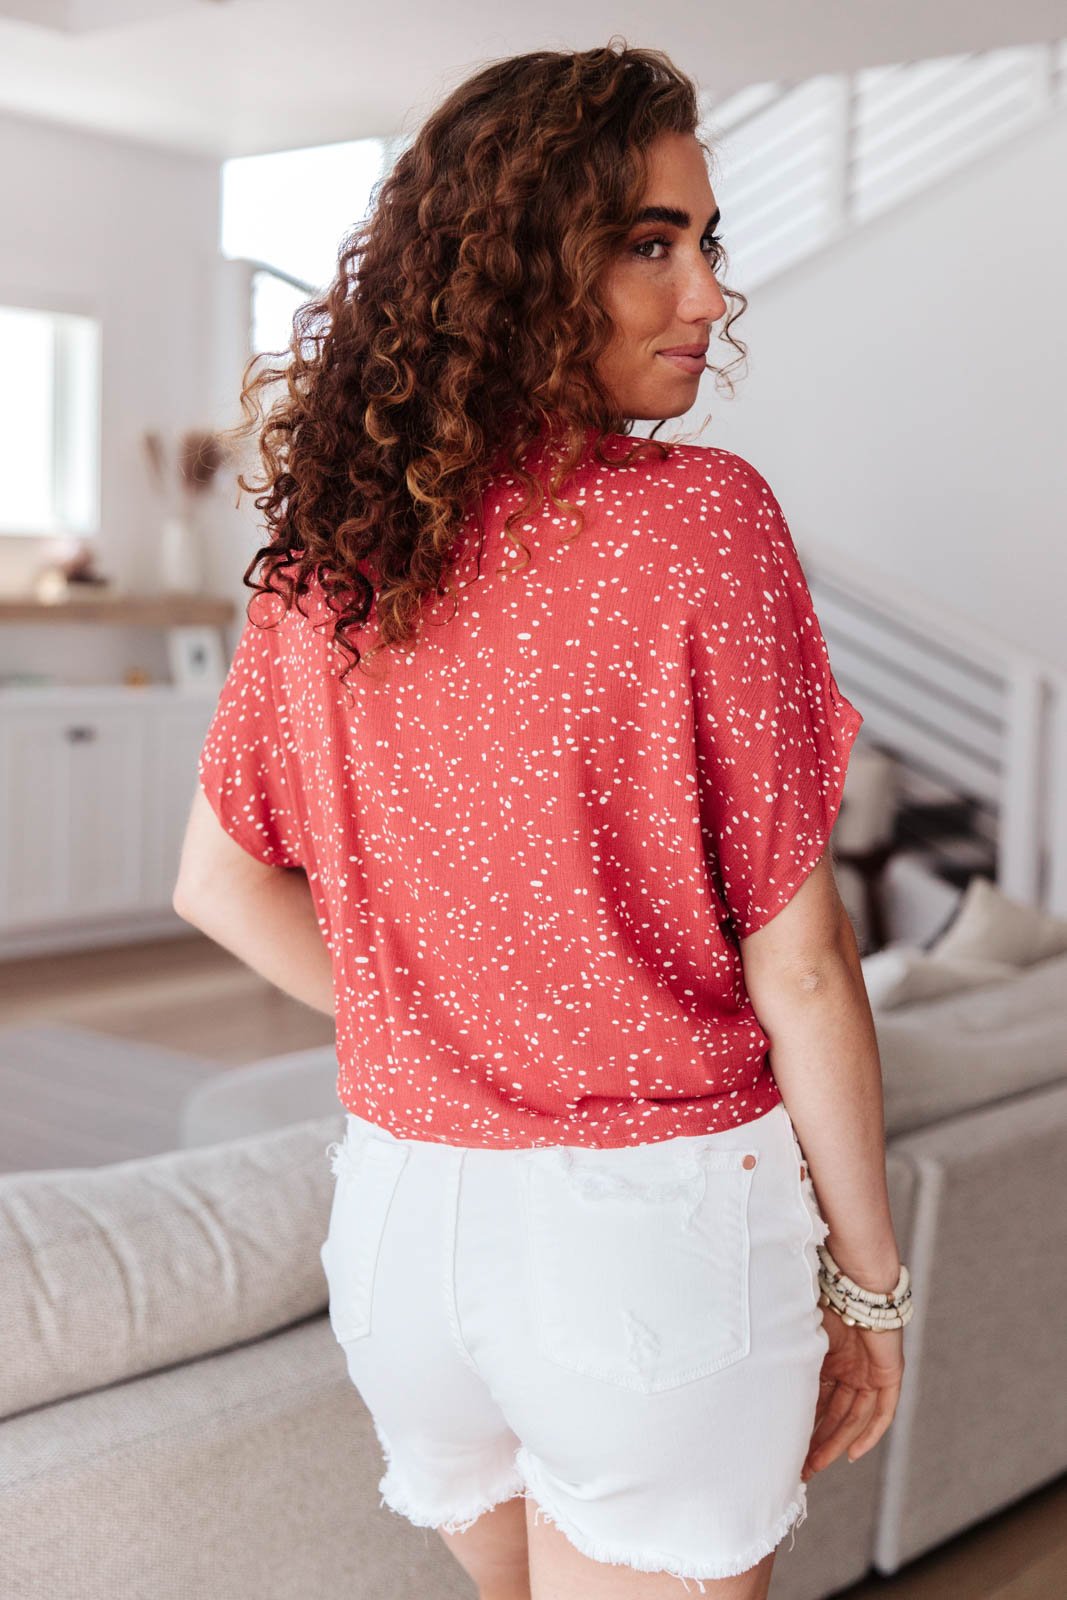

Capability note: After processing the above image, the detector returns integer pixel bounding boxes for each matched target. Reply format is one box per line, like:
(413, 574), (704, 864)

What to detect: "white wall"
(0, 109), (269, 681)
(0, 109), (222, 606)
(3, 99), (1064, 678)
(689, 105), (1067, 671)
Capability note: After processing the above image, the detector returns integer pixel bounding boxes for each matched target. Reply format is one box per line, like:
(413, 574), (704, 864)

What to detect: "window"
(0, 304), (101, 539)
(220, 136), (388, 291)
(220, 135), (399, 357)
(250, 266), (314, 360)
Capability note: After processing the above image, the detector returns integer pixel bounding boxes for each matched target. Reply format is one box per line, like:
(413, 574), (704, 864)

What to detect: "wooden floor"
(0, 927), (335, 1061)
(845, 1470), (1066, 1598)
(3, 930), (1065, 1598)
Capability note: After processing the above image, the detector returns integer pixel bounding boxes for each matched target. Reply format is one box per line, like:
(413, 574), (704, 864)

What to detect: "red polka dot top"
(197, 425), (863, 1148)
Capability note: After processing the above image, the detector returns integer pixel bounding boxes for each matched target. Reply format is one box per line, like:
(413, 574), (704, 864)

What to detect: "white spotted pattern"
(198, 428), (863, 1148)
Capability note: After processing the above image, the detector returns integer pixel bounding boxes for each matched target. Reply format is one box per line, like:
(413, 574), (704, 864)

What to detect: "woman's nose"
(679, 272), (727, 328)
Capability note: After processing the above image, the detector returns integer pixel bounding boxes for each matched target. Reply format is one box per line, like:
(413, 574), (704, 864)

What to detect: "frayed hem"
(368, 1417), (812, 1581)
(378, 1465), (527, 1535)
(371, 1416), (528, 1536)
(516, 1446), (811, 1592)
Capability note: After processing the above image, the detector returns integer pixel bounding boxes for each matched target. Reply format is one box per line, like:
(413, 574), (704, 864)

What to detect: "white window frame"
(0, 300), (102, 540)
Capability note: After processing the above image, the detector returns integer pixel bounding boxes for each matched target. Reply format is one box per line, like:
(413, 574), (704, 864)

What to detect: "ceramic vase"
(159, 506), (204, 595)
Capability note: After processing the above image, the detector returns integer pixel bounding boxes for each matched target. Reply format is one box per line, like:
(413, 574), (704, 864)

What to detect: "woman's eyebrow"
(633, 205), (721, 231)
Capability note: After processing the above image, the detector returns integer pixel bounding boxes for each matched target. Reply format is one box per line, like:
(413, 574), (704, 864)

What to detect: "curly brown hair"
(225, 37), (749, 687)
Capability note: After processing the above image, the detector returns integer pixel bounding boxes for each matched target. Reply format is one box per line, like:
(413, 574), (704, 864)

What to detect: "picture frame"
(168, 624), (227, 689)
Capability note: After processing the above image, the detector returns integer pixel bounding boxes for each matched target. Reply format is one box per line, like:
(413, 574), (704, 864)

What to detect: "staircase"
(701, 38), (1067, 290)
(692, 38), (1067, 919)
(799, 533), (1067, 918)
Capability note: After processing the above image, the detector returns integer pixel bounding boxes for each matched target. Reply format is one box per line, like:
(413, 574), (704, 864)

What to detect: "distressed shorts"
(319, 1099), (831, 1591)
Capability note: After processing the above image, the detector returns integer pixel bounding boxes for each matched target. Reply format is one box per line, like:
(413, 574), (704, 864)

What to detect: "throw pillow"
(861, 942), (1018, 1011)
(926, 874), (1067, 967)
(876, 949), (1067, 1135)
(0, 1113), (343, 1421)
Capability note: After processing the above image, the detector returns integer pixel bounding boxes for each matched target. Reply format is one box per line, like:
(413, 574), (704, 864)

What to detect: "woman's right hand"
(801, 1309), (905, 1481)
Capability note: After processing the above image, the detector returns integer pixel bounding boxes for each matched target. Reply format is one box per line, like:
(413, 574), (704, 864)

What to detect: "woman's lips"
(656, 351), (707, 375)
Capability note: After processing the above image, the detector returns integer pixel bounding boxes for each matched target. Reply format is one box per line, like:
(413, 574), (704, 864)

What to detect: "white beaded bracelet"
(816, 1243), (915, 1330)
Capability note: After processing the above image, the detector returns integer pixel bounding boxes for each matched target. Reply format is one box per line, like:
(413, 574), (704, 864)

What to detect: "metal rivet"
(742, 1153), (757, 1170)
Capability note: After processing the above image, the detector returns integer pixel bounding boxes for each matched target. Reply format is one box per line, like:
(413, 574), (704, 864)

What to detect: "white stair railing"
(798, 534), (1067, 916)
(702, 38), (1067, 289)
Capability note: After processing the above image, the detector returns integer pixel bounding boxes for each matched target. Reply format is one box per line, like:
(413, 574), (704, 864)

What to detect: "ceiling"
(0, 0), (1065, 159)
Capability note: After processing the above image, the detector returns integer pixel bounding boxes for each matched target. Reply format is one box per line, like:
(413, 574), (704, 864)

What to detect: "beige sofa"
(4, 928), (1067, 1597)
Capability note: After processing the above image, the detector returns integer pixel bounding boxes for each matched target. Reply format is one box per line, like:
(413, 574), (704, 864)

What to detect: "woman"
(177, 40), (908, 1600)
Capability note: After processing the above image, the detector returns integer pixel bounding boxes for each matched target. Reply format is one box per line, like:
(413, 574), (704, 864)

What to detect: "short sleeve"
(687, 459), (864, 939)
(197, 603), (305, 870)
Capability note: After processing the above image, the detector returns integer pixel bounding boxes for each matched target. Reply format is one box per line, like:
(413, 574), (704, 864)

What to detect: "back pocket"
(320, 1134), (409, 1344)
(522, 1142), (757, 1393)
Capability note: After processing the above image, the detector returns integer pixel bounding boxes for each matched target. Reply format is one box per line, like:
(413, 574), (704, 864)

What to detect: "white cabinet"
(0, 686), (217, 957)
(143, 694), (226, 909)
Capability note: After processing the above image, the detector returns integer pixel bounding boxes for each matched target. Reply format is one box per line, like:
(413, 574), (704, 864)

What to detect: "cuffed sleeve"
(688, 458), (863, 939)
(196, 599), (305, 870)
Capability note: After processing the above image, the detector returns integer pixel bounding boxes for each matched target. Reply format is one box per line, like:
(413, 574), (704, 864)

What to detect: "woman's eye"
(632, 232), (725, 261)
(632, 235), (669, 260)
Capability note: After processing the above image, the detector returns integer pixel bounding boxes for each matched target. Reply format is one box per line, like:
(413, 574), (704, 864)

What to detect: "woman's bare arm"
(172, 787), (336, 1020)
(739, 850), (902, 1293)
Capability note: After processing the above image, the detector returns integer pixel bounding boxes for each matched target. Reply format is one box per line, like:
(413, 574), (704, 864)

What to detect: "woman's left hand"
(801, 1308), (904, 1480)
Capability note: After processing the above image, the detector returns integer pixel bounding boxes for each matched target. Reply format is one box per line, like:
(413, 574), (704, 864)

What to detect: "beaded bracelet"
(816, 1242), (915, 1330)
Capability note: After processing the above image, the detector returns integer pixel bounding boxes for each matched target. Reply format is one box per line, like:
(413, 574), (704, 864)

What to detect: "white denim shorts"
(319, 1099), (831, 1591)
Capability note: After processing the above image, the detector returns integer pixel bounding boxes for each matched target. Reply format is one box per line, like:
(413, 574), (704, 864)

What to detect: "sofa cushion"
(925, 874), (1067, 966)
(0, 1023), (222, 1174)
(861, 942), (1018, 1011)
(0, 1318), (500, 1600)
(178, 1045), (340, 1149)
(0, 1114), (343, 1421)
(876, 950), (1067, 1135)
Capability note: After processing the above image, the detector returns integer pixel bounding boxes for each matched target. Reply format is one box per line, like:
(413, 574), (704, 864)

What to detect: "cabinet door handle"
(65, 725), (98, 743)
